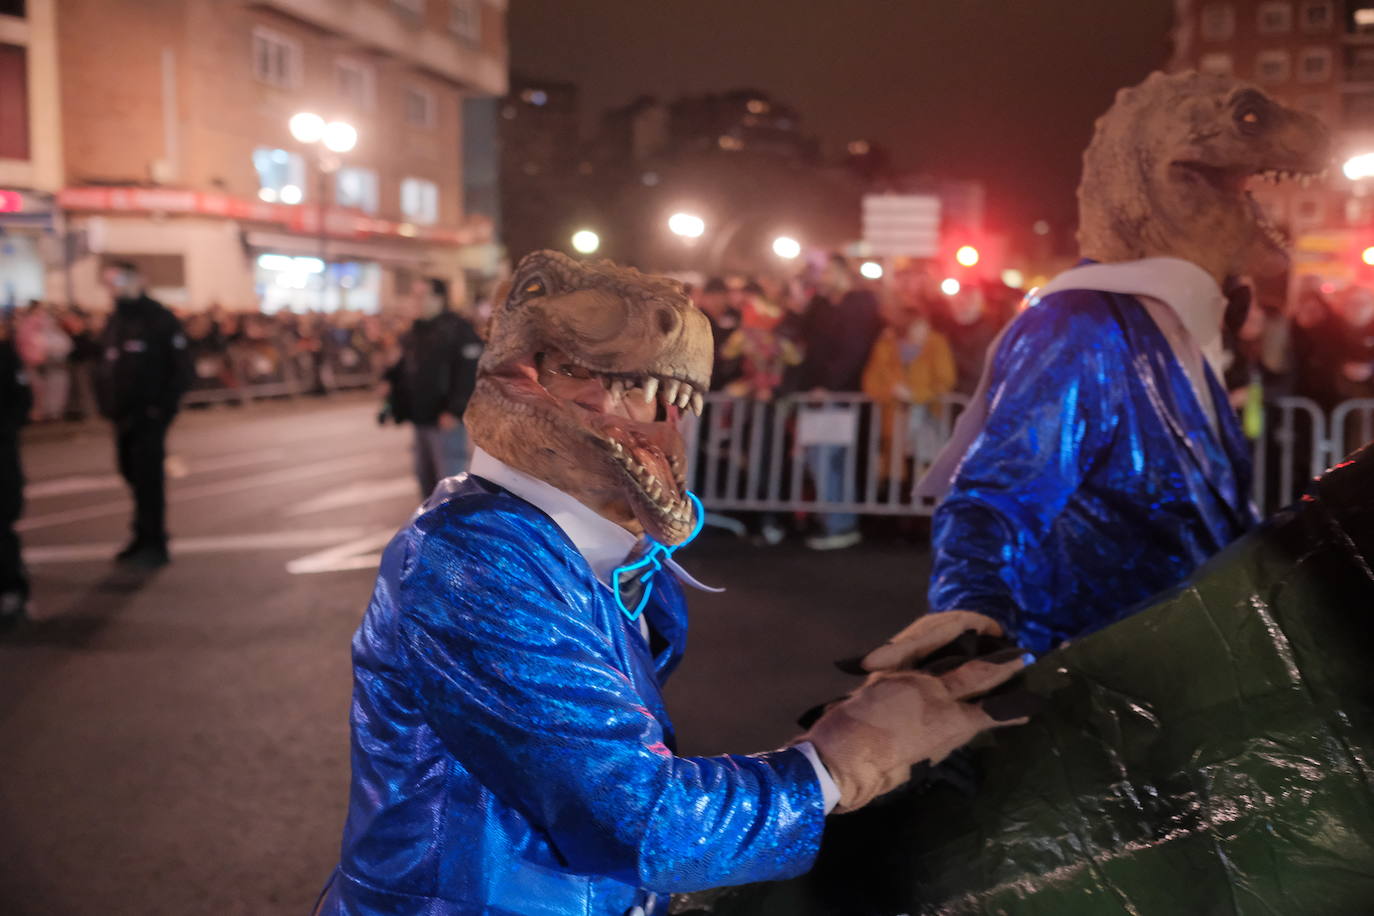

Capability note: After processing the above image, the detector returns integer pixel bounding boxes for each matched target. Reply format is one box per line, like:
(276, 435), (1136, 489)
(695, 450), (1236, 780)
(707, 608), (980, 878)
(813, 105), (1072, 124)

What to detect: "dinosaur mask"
(465, 251), (713, 545)
(1077, 71), (1331, 281)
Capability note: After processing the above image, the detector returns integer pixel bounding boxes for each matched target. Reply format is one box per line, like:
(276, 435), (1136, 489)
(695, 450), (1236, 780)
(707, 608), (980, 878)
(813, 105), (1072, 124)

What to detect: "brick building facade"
(0, 0), (506, 311)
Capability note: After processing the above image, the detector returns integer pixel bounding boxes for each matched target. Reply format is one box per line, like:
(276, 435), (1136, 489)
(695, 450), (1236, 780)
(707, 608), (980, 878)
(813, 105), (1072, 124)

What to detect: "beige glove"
(860, 610), (1007, 673)
(803, 657), (1027, 814)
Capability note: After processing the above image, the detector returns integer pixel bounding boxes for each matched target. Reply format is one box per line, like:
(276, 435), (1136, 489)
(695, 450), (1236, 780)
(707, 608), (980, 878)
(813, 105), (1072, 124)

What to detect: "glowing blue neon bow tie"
(611, 491), (706, 622)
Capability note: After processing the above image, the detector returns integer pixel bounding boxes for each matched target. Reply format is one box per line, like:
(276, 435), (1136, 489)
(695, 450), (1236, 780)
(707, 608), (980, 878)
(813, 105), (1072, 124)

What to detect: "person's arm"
(928, 297), (1124, 635)
(396, 513), (825, 893)
(444, 319), (481, 420)
(163, 313), (194, 410)
(861, 333), (896, 401)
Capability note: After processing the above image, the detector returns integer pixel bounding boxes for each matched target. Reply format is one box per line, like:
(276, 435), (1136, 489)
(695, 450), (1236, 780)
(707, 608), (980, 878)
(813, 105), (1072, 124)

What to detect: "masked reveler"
(315, 251), (1030, 916)
(853, 71), (1331, 668)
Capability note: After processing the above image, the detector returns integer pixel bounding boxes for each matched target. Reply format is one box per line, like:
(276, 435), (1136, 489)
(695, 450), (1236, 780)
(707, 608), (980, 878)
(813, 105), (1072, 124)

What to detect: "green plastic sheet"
(684, 444), (1374, 915)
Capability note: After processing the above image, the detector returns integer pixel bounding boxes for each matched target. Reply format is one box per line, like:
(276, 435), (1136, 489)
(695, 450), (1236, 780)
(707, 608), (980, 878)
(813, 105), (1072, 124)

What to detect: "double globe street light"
(288, 112), (358, 309)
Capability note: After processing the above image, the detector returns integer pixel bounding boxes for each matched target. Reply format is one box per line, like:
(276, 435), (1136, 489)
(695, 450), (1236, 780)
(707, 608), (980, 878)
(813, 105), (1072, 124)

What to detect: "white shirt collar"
(1035, 257), (1226, 354)
(468, 448), (721, 593)
(470, 447), (638, 585)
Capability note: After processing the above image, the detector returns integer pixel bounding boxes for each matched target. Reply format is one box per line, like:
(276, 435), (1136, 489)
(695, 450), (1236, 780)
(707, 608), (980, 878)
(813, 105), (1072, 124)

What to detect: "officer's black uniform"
(95, 294), (192, 562)
(1, 335), (33, 623)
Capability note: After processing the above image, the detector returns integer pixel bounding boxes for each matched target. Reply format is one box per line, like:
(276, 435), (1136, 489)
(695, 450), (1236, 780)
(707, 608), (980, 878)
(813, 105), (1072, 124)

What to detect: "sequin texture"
(930, 289), (1258, 655)
(317, 475), (825, 915)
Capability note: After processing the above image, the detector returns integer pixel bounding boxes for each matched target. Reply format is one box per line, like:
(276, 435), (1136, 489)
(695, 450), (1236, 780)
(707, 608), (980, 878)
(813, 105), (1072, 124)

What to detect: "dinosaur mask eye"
(522, 277), (547, 298)
(1232, 90), (1269, 136)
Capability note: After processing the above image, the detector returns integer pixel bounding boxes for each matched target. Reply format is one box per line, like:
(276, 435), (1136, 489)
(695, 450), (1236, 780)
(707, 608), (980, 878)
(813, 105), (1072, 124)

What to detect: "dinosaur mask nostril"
(656, 307), (679, 336)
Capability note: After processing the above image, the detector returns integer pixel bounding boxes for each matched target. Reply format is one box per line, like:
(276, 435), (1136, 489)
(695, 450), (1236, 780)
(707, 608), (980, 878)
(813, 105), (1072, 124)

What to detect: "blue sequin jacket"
(318, 475), (824, 916)
(929, 289), (1258, 655)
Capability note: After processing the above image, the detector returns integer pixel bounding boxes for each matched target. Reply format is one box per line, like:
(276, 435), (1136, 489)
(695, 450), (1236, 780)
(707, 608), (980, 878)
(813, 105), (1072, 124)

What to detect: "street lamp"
(772, 236), (801, 260)
(289, 111), (357, 309)
(571, 229), (601, 255)
(668, 212), (706, 239)
(1345, 153), (1374, 181)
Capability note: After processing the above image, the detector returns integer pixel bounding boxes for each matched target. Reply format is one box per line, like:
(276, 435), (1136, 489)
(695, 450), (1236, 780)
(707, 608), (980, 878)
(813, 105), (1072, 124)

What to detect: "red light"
(0, 190), (22, 213)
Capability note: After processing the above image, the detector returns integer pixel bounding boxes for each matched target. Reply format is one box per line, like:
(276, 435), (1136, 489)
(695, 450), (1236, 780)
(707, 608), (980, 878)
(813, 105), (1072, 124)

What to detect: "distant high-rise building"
(0, 0), (507, 311)
(1171, 0), (1353, 247)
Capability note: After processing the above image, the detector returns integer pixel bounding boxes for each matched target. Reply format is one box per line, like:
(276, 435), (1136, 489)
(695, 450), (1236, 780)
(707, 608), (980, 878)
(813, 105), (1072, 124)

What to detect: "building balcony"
(250, 0), (506, 96)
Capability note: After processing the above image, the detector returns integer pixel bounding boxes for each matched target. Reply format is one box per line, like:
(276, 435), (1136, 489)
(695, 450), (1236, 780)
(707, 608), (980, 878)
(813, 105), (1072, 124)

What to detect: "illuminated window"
(252, 147), (306, 203)
(1256, 50), (1291, 82)
(1200, 3), (1235, 40)
(449, 0), (480, 42)
(1357, 6), (1374, 31)
(335, 167), (378, 214)
(1200, 52), (1234, 75)
(401, 177), (439, 224)
(252, 27), (301, 90)
(336, 59), (375, 111)
(405, 86), (437, 128)
(1258, 2), (1293, 33)
(1301, 1), (1333, 31)
(1298, 47), (1333, 81)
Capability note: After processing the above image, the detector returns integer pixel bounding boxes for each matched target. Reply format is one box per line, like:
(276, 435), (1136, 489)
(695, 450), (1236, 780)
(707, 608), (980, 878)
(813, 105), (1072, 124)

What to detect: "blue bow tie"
(611, 491), (706, 622)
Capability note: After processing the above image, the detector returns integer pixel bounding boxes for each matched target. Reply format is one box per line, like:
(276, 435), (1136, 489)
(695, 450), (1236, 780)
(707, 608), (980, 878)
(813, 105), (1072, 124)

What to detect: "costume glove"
(802, 657), (1028, 814)
(845, 610), (1012, 674)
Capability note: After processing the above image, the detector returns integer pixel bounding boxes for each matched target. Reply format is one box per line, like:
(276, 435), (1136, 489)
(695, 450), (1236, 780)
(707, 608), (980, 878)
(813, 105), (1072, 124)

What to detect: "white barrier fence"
(685, 393), (1374, 519)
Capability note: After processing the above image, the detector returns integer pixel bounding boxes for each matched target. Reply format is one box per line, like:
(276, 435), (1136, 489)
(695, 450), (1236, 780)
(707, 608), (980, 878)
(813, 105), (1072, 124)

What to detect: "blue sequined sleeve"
(929, 297), (1124, 638)
(395, 511), (825, 893)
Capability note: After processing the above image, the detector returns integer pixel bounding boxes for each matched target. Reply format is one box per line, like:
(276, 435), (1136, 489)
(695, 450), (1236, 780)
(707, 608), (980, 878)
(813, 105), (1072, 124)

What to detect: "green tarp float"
(684, 445), (1374, 916)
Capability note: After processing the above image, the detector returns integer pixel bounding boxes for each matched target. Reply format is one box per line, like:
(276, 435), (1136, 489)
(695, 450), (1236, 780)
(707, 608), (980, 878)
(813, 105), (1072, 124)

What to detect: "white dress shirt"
(467, 448), (841, 813)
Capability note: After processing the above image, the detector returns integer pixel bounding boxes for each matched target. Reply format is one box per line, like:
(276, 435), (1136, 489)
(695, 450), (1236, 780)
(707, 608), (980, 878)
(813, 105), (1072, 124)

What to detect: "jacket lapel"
(1121, 295), (1248, 524)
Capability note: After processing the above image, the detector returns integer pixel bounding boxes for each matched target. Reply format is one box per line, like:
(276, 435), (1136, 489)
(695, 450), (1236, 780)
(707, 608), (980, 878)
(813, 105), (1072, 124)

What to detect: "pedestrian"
(384, 278), (483, 498)
(1, 316), (33, 628)
(94, 262), (193, 567)
(794, 254), (883, 550)
(863, 266), (956, 487)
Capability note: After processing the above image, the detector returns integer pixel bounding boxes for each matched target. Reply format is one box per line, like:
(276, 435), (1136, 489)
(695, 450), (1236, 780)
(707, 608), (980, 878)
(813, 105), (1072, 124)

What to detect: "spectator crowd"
(5, 300), (412, 421)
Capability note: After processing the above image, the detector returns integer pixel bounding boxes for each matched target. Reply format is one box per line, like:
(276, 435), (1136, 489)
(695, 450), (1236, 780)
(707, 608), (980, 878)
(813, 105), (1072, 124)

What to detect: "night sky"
(510, 0), (1177, 243)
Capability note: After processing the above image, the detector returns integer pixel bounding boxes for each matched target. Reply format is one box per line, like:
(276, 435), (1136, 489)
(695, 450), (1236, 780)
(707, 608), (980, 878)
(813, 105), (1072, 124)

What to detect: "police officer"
(95, 262), (192, 567)
(1, 314), (33, 628)
(383, 278), (483, 497)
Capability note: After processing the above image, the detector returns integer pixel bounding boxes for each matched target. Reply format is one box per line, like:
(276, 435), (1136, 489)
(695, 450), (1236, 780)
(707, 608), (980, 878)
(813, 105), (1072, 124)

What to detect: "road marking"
(23, 527), (369, 564)
(286, 528), (397, 575)
(17, 452), (387, 532)
(25, 447), (290, 498)
(284, 477), (416, 516)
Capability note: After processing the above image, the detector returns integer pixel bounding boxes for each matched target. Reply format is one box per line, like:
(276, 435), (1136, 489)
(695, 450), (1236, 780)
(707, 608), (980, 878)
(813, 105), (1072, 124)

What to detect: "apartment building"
(1171, 0), (1371, 277)
(0, 0), (506, 311)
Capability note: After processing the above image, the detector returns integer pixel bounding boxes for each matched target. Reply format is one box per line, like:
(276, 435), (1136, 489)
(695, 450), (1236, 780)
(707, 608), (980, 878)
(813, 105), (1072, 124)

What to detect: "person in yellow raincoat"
(862, 266), (956, 488)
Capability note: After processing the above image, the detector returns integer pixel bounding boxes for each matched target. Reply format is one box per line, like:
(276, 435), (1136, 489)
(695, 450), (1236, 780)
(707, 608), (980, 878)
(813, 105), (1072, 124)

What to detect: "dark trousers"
(115, 415), (170, 548)
(0, 429), (25, 600)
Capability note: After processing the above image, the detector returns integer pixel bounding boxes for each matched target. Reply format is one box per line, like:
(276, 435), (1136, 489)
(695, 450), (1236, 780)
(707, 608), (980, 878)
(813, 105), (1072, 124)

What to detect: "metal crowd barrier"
(182, 340), (382, 407)
(685, 393), (1374, 520)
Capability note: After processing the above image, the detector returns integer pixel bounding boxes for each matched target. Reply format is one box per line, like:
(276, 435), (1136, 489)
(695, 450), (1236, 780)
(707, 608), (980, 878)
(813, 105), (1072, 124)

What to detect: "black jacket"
(1, 339), (32, 431)
(95, 295), (193, 421)
(794, 289), (883, 392)
(387, 311), (483, 426)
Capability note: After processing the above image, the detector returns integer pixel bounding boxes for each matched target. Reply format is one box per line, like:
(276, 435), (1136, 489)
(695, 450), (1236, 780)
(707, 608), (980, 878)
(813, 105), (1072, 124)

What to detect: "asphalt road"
(0, 396), (928, 915)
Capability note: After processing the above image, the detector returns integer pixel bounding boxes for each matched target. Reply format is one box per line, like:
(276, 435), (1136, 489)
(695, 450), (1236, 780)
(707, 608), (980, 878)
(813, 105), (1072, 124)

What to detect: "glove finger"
(920, 646), (1024, 676)
(980, 689), (1045, 723)
(862, 611), (1005, 672)
(938, 657), (1027, 701)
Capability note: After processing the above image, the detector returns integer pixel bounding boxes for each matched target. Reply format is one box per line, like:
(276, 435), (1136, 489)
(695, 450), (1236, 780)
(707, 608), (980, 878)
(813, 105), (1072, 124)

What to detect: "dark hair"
(109, 260), (140, 274)
(427, 278), (451, 309)
(703, 277), (728, 294)
(828, 254), (850, 272)
(743, 280), (765, 296)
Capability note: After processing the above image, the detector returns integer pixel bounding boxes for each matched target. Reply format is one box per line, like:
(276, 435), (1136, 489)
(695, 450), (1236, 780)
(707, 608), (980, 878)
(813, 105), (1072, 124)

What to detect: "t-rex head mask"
(1077, 70), (1331, 281)
(465, 250), (713, 545)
